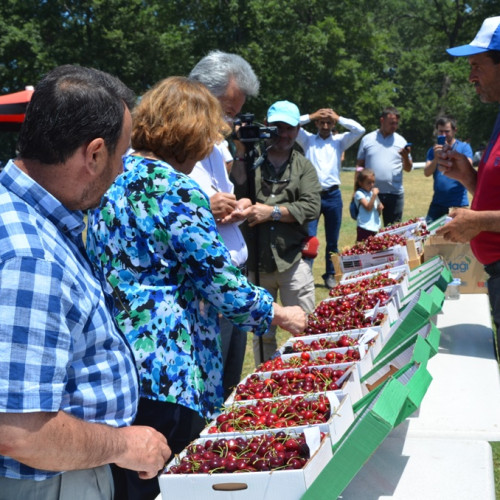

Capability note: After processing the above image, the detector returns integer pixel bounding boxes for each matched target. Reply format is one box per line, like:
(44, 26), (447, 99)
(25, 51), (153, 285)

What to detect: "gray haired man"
(188, 51), (260, 397)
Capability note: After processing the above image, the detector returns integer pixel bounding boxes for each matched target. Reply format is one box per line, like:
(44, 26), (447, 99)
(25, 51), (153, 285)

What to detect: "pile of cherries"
(254, 352), (353, 373)
(340, 233), (407, 256)
(379, 218), (424, 233)
(165, 431), (326, 474)
(328, 271), (401, 297)
(379, 218), (430, 238)
(287, 335), (359, 353)
(344, 264), (393, 280)
(298, 291), (389, 336)
(255, 335), (360, 373)
(207, 394), (331, 433)
(232, 366), (348, 401)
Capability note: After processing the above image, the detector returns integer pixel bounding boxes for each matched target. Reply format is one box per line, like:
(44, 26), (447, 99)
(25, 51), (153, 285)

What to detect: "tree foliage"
(0, 0), (498, 162)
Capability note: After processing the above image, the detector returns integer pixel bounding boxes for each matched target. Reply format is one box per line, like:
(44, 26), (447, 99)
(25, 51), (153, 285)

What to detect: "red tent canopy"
(0, 87), (34, 131)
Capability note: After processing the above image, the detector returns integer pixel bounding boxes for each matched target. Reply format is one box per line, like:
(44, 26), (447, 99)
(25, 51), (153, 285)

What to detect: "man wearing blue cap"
(237, 100), (321, 365)
(436, 16), (500, 359)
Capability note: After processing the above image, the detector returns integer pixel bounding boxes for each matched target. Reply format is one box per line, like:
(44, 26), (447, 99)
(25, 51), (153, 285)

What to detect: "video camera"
(233, 113), (278, 143)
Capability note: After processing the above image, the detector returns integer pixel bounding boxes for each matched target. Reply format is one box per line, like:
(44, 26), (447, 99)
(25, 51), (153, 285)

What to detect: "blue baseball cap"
(267, 100), (300, 126)
(447, 16), (500, 56)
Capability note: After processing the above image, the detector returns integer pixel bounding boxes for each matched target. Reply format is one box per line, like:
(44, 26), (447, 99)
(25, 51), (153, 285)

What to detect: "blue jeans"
(309, 188), (342, 278)
(426, 203), (467, 224)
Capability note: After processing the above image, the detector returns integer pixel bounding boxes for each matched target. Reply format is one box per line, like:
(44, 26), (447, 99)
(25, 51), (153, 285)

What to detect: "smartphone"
(437, 135), (446, 145)
(404, 143), (412, 149)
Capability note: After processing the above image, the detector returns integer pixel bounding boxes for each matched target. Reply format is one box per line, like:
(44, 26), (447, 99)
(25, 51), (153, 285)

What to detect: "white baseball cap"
(447, 16), (500, 56)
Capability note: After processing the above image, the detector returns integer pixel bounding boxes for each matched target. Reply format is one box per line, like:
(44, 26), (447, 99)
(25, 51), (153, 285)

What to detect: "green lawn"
(239, 167), (500, 494)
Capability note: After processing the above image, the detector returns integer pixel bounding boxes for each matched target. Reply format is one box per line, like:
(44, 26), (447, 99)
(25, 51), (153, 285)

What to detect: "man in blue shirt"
(0, 65), (171, 499)
(424, 116), (473, 222)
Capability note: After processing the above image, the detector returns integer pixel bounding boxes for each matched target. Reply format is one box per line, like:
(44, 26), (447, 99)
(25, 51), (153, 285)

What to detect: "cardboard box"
(341, 262), (411, 283)
(332, 239), (420, 275)
(375, 289), (434, 360)
(159, 429), (333, 500)
(425, 285), (445, 316)
(402, 258), (451, 308)
(378, 218), (427, 238)
(225, 363), (362, 406)
(278, 325), (387, 360)
(301, 377), (412, 500)
(299, 305), (393, 339)
(409, 254), (444, 278)
(201, 393), (355, 447)
(359, 332), (435, 399)
(340, 261), (410, 282)
(336, 270), (410, 310)
(356, 357), (432, 427)
(322, 287), (400, 325)
(424, 235), (487, 294)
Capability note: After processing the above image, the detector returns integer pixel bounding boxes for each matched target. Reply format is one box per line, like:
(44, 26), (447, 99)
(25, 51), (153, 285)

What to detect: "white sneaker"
(324, 275), (336, 289)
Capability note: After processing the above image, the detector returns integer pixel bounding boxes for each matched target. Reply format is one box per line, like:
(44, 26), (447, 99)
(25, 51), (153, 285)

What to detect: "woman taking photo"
(86, 76), (306, 500)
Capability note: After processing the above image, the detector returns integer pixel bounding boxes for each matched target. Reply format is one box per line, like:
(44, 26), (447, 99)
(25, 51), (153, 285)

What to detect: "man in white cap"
(436, 16), (500, 359)
(237, 100), (321, 364)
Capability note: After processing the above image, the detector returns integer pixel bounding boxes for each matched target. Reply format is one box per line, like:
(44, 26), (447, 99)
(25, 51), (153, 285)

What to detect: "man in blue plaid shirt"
(0, 66), (171, 499)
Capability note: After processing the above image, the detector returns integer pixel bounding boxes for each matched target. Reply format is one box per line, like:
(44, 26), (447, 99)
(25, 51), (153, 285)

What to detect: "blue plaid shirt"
(0, 160), (139, 481)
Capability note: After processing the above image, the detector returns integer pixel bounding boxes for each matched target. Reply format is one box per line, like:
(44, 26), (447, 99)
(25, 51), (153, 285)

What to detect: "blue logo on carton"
(447, 255), (470, 273)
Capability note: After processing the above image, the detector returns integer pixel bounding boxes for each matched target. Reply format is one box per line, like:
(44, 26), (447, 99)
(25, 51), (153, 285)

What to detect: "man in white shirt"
(188, 50), (257, 399)
(297, 108), (365, 288)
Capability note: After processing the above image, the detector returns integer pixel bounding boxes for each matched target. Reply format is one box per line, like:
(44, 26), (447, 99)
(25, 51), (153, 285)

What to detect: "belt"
(321, 184), (339, 194)
(484, 259), (500, 276)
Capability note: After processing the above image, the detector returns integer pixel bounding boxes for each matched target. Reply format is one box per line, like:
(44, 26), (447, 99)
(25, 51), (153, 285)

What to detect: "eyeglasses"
(261, 177), (290, 196)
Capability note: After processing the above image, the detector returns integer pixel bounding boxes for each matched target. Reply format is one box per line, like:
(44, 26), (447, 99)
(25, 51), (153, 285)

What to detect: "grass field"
(238, 167), (500, 493)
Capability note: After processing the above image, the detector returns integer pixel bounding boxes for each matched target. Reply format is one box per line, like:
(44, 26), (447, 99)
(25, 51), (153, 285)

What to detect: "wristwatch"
(271, 205), (282, 221)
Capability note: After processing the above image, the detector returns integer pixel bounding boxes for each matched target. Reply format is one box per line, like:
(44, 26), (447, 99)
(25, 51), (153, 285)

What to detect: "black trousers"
(378, 192), (404, 227)
(485, 259), (500, 360)
(112, 398), (205, 500)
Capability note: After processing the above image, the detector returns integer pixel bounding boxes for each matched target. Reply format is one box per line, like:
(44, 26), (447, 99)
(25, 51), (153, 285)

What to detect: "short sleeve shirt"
(357, 130), (408, 194)
(0, 160), (138, 481)
(426, 139), (472, 207)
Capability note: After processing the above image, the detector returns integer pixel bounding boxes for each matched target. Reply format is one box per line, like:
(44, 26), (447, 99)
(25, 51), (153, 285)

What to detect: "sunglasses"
(261, 177), (290, 196)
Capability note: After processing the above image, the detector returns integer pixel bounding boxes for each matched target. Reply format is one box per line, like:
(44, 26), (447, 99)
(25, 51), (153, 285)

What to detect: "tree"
(0, 0), (498, 162)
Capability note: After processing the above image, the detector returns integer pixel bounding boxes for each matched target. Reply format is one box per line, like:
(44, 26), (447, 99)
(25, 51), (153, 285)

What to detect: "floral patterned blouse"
(86, 155), (274, 418)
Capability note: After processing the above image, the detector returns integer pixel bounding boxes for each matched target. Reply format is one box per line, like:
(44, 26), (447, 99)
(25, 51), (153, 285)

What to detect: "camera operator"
(234, 100), (321, 365)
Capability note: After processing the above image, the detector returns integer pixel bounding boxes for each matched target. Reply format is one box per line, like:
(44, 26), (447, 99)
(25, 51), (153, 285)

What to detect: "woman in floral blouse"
(86, 76), (306, 500)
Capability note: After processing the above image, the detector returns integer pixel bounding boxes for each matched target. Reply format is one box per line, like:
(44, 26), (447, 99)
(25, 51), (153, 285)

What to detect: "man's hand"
(398, 146), (413, 172)
(310, 108), (339, 123)
(113, 426), (172, 480)
(435, 208), (481, 243)
(0, 411), (171, 478)
(210, 192), (238, 221)
(220, 198), (252, 224)
(437, 149), (477, 194)
(271, 303), (307, 336)
(241, 203), (273, 227)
